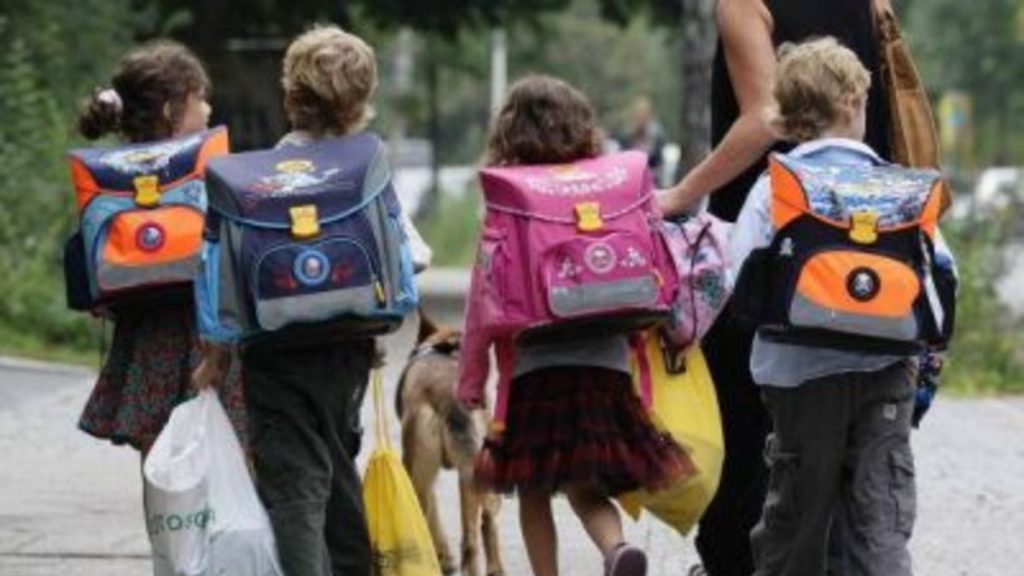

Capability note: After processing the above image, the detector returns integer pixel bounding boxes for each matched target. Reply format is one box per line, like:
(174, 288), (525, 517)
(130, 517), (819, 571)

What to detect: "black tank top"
(708, 0), (891, 222)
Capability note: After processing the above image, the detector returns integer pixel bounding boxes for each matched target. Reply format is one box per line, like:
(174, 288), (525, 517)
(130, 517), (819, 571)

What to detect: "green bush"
(942, 206), (1024, 394)
(0, 4), (133, 360)
(417, 191), (481, 267)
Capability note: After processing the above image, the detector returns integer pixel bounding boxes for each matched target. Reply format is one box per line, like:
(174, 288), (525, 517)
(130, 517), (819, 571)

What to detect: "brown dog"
(396, 309), (504, 576)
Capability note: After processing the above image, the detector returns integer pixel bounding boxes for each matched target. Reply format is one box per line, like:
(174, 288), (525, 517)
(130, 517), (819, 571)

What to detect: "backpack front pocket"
(250, 235), (385, 331)
(541, 231), (661, 319)
(789, 250), (921, 341)
(94, 206), (204, 295)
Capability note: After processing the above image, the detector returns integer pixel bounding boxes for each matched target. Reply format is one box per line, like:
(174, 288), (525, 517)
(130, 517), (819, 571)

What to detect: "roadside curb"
(0, 355), (95, 378)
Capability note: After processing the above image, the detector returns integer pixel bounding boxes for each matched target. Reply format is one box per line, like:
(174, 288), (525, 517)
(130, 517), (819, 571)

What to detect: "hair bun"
(77, 87), (123, 140)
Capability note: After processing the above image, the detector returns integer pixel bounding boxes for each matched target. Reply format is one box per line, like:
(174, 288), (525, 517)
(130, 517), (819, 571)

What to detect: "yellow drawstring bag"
(618, 330), (725, 536)
(363, 370), (442, 576)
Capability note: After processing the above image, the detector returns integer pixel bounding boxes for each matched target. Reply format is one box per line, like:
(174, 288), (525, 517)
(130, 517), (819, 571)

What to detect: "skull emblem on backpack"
(847, 267), (881, 302)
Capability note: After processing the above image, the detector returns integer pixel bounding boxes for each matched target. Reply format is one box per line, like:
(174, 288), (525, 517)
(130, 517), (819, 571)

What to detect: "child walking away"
(193, 25), (426, 576)
(729, 38), (957, 576)
(457, 75), (695, 576)
(73, 40), (247, 454)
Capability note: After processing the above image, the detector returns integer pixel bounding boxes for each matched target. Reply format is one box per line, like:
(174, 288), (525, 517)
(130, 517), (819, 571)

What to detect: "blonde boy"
(196, 25), (430, 576)
(729, 37), (955, 576)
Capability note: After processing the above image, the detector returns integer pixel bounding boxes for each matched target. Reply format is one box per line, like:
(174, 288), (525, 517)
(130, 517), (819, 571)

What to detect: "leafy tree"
(904, 0), (1024, 165)
(509, 0), (682, 140)
(592, 0), (715, 175)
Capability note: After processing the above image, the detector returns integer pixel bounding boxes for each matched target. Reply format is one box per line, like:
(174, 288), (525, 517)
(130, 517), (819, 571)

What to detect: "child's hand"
(457, 388), (485, 411)
(191, 342), (231, 392)
(912, 352), (943, 428)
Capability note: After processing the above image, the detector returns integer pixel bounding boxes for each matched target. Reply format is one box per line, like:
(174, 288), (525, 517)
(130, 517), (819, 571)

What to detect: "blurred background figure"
(619, 95), (668, 184)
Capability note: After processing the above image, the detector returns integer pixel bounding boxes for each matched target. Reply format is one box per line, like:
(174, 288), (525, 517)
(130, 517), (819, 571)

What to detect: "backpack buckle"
(575, 202), (603, 232)
(849, 211), (879, 244)
(133, 175), (160, 207)
(289, 204), (320, 239)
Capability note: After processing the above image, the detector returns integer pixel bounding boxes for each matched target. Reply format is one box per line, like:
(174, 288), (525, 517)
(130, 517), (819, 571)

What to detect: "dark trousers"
(243, 340), (374, 576)
(752, 362), (917, 576)
(696, 314), (772, 576)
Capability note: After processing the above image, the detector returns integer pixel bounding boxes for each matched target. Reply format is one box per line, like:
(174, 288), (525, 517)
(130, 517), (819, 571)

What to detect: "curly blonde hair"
(282, 24), (378, 137)
(771, 37), (871, 142)
(485, 74), (602, 167)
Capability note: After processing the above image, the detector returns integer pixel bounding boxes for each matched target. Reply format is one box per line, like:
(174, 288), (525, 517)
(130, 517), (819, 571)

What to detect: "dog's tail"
(441, 395), (480, 463)
(395, 367), (479, 462)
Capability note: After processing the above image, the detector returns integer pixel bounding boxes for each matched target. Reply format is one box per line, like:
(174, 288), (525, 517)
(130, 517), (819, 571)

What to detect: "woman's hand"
(191, 342), (232, 392)
(657, 180), (704, 217)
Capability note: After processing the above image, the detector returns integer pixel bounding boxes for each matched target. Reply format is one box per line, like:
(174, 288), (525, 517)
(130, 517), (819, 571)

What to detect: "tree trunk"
(424, 47), (442, 218)
(677, 0), (717, 176)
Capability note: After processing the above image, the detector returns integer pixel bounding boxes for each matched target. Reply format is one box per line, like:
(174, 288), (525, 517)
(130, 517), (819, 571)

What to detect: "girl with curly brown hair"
(458, 74), (694, 576)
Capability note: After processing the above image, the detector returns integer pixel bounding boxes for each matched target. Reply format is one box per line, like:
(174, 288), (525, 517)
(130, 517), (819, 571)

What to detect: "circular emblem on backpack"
(584, 242), (617, 274)
(294, 250), (330, 287)
(847, 267), (881, 302)
(135, 223), (165, 252)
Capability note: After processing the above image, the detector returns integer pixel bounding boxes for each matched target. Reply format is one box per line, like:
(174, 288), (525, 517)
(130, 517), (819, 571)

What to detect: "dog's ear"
(432, 336), (460, 356)
(417, 307), (439, 345)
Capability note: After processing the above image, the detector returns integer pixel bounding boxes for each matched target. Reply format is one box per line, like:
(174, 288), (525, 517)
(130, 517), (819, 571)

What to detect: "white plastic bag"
(144, 389), (282, 576)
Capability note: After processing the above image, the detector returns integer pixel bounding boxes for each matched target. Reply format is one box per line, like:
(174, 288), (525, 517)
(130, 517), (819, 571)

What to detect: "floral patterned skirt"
(78, 299), (247, 453)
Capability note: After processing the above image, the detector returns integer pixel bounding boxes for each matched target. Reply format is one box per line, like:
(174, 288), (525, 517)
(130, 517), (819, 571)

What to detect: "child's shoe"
(605, 543), (647, 576)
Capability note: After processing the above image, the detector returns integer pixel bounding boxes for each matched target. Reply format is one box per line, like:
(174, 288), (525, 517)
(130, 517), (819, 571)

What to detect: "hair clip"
(97, 88), (123, 113)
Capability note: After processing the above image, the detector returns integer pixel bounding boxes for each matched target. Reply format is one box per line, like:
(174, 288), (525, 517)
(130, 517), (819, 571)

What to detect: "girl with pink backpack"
(457, 75), (695, 576)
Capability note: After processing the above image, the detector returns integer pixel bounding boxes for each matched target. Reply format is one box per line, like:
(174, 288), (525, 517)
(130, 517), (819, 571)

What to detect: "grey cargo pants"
(752, 360), (918, 576)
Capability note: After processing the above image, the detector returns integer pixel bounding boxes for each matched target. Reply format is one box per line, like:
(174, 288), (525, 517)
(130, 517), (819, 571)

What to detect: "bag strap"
(872, 0), (899, 42)
(680, 220), (714, 349)
(371, 369), (391, 450)
(629, 332), (654, 408)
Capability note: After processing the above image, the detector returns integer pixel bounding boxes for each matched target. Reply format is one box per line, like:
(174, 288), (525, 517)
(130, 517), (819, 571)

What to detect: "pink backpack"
(477, 151), (678, 343)
(660, 214), (731, 356)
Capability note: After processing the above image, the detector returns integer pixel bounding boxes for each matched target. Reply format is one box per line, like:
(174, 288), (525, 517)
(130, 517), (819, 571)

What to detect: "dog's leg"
(481, 491), (504, 576)
(458, 474), (484, 576)
(403, 408), (457, 575)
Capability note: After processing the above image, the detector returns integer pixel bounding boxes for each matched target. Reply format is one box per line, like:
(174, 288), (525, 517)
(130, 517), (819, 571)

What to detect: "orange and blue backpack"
(64, 127), (228, 310)
(733, 152), (957, 354)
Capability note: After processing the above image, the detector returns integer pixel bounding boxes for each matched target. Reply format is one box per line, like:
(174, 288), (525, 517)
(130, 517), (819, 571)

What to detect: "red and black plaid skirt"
(475, 366), (694, 495)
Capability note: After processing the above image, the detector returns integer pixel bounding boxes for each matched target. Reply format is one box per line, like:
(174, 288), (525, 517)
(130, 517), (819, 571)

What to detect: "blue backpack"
(196, 132), (418, 343)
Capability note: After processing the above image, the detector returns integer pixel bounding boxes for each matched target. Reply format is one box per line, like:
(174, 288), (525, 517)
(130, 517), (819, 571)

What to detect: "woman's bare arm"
(659, 0), (778, 215)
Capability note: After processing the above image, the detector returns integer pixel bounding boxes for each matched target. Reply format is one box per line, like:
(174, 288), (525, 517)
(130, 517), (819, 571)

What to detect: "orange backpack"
(733, 152), (956, 354)
(64, 127), (228, 310)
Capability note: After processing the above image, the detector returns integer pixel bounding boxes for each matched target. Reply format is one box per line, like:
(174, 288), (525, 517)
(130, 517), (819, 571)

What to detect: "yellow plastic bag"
(618, 330), (725, 536)
(363, 370), (442, 576)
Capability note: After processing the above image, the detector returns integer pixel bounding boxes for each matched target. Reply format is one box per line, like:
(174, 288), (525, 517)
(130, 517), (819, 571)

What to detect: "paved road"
(2, 329), (1023, 575)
